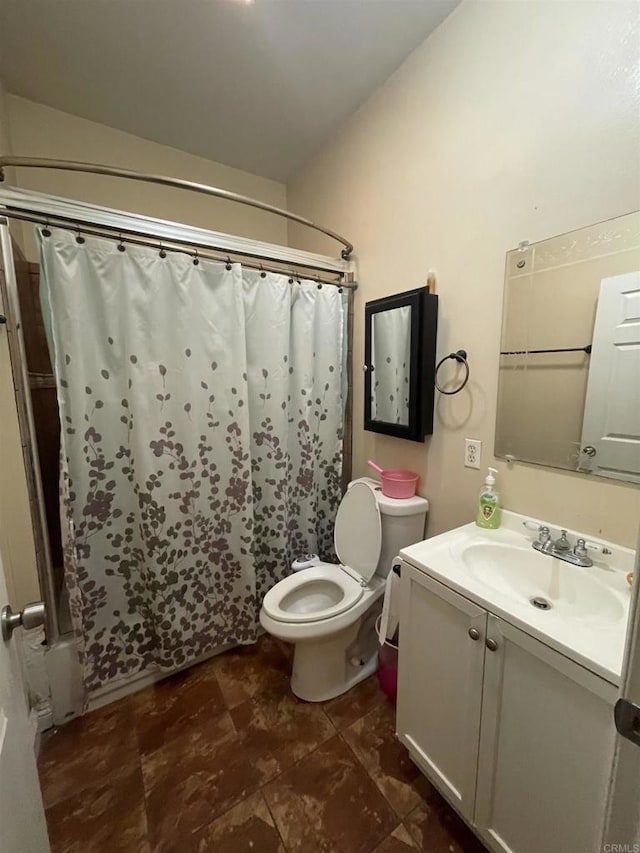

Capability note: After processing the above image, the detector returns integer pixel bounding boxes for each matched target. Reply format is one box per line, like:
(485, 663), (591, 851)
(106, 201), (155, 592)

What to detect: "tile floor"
(38, 636), (487, 853)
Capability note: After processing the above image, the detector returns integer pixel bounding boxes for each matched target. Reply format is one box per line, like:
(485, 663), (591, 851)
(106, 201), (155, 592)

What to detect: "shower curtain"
(39, 228), (347, 691)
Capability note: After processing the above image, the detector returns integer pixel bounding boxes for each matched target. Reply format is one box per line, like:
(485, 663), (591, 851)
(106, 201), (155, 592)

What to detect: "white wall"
(5, 95), (288, 260)
(288, 0), (640, 547)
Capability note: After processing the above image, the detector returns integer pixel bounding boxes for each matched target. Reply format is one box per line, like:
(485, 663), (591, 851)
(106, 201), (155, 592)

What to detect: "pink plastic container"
(367, 460), (419, 499)
(376, 616), (399, 702)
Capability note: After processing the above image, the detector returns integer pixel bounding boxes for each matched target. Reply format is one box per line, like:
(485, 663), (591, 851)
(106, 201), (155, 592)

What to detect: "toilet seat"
(262, 564), (364, 623)
(333, 481), (382, 584)
(261, 482), (383, 625)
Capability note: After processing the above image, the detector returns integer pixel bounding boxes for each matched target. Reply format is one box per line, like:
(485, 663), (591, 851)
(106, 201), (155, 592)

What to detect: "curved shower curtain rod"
(0, 155), (354, 260)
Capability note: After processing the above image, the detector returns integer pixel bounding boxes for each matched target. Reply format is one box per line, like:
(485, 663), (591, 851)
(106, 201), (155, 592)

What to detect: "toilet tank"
(350, 477), (428, 578)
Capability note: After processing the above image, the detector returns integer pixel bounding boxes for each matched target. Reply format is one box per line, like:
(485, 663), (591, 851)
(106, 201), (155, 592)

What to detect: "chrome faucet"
(534, 526), (551, 552)
(531, 525), (593, 567)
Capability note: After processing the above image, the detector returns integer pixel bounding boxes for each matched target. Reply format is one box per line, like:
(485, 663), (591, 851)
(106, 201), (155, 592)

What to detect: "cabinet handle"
(485, 637), (498, 652)
(468, 627), (480, 641)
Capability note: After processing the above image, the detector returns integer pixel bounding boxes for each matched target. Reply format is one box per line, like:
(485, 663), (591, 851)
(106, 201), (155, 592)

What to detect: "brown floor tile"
(133, 656), (227, 753)
(404, 795), (488, 853)
(142, 710), (272, 850)
(374, 823), (418, 852)
(229, 675), (336, 780)
(321, 674), (386, 730)
(213, 635), (291, 709)
(38, 697), (138, 808)
(40, 639), (486, 853)
(45, 765), (149, 853)
(193, 791), (285, 853)
(342, 699), (431, 818)
(263, 734), (397, 853)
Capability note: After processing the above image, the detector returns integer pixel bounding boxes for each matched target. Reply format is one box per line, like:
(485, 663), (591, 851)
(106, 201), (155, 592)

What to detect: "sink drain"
(530, 596), (552, 611)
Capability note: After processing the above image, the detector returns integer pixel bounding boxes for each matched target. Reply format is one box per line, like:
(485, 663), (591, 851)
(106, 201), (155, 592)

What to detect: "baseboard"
(29, 701), (54, 748)
(35, 700), (53, 734)
(87, 640), (236, 713)
(29, 700), (54, 757)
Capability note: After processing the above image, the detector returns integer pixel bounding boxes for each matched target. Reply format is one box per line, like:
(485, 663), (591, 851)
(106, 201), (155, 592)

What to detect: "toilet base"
(289, 603), (382, 702)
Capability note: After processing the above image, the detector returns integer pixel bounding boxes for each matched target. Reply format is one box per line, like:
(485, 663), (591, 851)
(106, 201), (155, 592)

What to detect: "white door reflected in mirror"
(580, 271), (640, 484)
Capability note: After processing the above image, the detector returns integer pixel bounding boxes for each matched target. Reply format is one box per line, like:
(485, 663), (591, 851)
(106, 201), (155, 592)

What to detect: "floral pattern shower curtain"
(39, 228), (346, 691)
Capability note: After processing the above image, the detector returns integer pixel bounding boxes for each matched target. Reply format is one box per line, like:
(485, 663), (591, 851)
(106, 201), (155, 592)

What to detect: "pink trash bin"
(376, 616), (399, 702)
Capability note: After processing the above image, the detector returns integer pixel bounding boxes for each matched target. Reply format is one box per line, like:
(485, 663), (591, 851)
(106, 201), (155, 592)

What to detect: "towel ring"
(435, 349), (469, 395)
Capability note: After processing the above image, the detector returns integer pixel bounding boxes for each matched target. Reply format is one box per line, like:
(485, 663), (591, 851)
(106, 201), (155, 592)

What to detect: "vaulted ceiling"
(0, 0), (460, 181)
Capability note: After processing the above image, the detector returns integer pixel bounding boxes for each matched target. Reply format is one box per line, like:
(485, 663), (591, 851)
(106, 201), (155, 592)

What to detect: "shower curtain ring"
(316, 275), (322, 289)
(75, 228), (85, 245)
(288, 271), (294, 284)
(42, 219), (51, 238)
(193, 250), (199, 266)
(260, 264), (266, 279)
(159, 243), (167, 259)
(226, 256), (232, 270)
(117, 235), (126, 252)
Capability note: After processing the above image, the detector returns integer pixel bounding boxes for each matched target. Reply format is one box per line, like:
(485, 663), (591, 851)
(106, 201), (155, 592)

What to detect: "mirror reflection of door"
(371, 305), (411, 426)
(580, 271), (640, 483)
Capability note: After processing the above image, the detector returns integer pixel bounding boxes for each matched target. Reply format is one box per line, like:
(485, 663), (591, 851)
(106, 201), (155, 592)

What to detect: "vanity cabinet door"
(475, 615), (617, 853)
(396, 562), (487, 821)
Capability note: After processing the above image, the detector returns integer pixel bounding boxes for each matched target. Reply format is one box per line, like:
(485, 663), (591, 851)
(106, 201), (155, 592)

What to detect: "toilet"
(260, 477), (428, 701)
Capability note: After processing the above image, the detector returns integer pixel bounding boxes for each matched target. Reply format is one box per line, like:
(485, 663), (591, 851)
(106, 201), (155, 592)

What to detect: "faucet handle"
(552, 529), (571, 552)
(536, 525), (550, 545)
(574, 538), (588, 559)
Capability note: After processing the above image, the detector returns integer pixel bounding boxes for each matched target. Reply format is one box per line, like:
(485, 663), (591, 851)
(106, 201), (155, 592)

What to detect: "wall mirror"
(495, 211), (640, 484)
(364, 286), (438, 442)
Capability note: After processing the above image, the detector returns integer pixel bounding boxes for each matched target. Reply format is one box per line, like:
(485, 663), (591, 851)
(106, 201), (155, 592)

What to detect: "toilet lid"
(334, 481), (382, 584)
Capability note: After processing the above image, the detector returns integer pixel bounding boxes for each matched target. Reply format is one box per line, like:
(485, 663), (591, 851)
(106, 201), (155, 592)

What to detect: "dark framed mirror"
(364, 286), (438, 442)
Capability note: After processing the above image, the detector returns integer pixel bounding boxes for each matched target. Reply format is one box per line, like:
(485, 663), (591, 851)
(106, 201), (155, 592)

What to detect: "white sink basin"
(400, 511), (635, 685)
(460, 541), (625, 627)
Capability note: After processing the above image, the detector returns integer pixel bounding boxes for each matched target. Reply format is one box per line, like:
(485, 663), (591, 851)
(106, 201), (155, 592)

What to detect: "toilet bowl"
(260, 477), (428, 702)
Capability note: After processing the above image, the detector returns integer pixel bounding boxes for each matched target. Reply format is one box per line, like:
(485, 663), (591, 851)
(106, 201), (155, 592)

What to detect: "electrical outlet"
(465, 438), (482, 469)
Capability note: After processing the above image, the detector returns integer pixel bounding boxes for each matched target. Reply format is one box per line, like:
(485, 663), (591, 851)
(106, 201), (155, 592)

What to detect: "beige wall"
(0, 83), (19, 221)
(288, 0), (640, 547)
(5, 95), (288, 261)
(0, 81), (42, 608)
(0, 80), (15, 182)
(0, 83), (13, 174)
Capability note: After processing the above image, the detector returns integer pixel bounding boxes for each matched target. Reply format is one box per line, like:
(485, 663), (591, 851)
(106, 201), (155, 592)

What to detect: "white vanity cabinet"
(396, 560), (618, 853)
(396, 562), (487, 817)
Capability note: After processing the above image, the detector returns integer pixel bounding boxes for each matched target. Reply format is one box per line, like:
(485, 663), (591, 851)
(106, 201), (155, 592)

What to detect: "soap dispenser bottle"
(476, 467), (502, 529)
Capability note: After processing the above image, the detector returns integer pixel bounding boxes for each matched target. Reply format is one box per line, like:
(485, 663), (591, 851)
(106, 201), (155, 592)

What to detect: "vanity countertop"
(400, 510), (635, 686)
